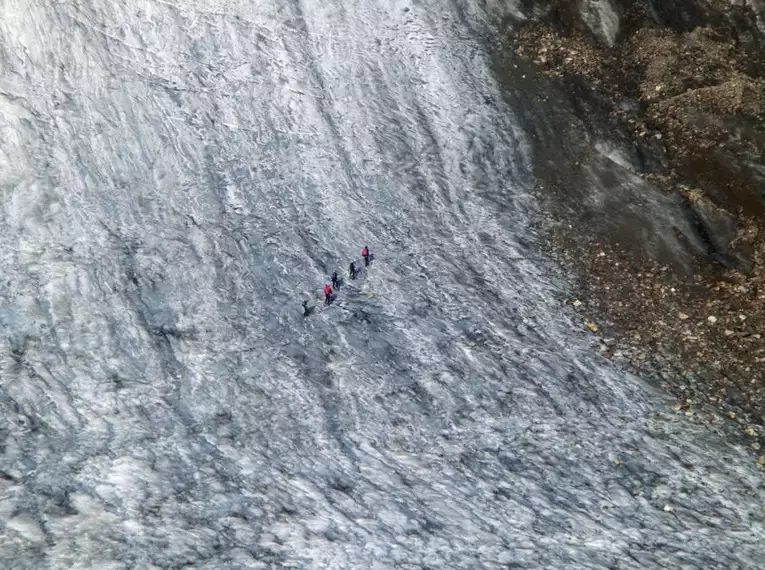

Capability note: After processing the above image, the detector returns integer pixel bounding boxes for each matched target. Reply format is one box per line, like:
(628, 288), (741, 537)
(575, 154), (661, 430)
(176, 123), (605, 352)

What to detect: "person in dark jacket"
(349, 261), (357, 280)
(331, 271), (339, 289)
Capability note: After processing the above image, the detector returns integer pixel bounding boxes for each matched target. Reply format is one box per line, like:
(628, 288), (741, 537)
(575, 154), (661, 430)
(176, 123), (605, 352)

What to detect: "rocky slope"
(496, 0), (765, 452)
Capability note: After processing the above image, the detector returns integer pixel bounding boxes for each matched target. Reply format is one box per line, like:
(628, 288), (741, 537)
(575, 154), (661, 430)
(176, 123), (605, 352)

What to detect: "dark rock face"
(498, 0), (765, 274)
(687, 197), (753, 273)
(499, 0), (765, 425)
(493, 54), (708, 273)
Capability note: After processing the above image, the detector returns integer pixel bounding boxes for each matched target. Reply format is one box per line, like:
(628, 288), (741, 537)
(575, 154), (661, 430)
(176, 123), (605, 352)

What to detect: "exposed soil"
(505, 1), (765, 465)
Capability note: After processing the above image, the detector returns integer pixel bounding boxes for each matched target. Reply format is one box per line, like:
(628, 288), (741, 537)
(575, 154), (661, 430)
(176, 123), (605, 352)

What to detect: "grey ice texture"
(0, 1), (763, 569)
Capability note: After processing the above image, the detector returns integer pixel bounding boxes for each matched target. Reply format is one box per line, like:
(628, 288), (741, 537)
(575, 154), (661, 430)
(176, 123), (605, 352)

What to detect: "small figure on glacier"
(331, 270), (340, 289)
(323, 284), (333, 305)
(349, 260), (357, 280)
(302, 300), (315, 317)
(362, 246), (371, 266)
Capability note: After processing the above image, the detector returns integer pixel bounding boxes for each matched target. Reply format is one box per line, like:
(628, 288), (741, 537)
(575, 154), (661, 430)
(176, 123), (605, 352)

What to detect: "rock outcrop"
(494, 0), (765, 429)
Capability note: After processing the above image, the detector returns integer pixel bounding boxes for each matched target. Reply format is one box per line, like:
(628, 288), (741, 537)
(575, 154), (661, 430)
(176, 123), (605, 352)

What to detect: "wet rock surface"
(503, 0), (765, 447)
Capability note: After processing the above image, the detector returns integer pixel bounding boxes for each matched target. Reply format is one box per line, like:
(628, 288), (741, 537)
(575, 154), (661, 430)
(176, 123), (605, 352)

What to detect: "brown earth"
(506, 4), (765, 464)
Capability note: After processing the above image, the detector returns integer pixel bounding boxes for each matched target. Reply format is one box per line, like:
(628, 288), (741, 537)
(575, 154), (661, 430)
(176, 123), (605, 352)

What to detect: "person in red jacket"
(362, 246), (370, 266)
(323, 284), (333, 305)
